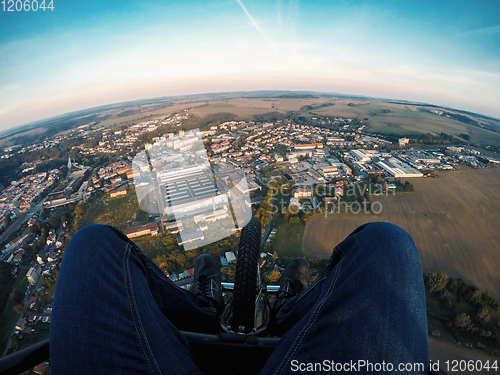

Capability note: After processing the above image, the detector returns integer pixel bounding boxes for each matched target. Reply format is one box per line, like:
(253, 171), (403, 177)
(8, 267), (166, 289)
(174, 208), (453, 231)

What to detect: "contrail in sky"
(460, 24), (500, 36)
(236, 0), (276, 50)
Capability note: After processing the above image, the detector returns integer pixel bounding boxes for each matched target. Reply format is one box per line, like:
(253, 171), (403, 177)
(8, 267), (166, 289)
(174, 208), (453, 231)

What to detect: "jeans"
(51, 222), (428, 374)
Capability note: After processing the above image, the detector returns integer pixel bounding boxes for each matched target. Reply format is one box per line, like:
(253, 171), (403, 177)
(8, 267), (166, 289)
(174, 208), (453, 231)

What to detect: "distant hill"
(2, 90), (499, 148)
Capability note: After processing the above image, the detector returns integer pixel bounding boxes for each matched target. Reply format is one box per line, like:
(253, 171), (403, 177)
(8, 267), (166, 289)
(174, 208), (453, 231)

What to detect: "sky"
(1, 0), (499, 132)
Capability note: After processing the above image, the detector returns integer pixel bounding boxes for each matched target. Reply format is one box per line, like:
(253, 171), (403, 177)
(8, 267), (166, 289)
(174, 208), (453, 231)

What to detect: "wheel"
(231, 217), (261, 333)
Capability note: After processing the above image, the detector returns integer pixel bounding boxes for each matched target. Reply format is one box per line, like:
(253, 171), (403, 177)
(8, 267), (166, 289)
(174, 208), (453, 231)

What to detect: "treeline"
(408, 132), (461, 145)
(395, 179), (414, 192)
(0, 147), (65, 186)
(252, 112), (286, 122)
(150, 231), (240, 274)
(0, 263), (15, 328)
(300, 102), (334, 111)
(185, 112), (241, 130)
(117, 109), (142, 118)
(424, 272), (500, 350)
(8, 114), (110, 147)
(442, 111), (479, 127)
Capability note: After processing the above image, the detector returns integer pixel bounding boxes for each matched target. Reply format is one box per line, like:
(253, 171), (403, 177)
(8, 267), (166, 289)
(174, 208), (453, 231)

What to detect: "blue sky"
(1, 0), (499, 131)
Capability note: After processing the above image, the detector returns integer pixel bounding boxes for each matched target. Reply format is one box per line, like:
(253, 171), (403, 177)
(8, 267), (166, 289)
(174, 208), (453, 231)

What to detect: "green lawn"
(80, 191), (149, 231)
(132, 235), (166, 260)
(468, 126), (500, 148)
(268, 217), (305, 258)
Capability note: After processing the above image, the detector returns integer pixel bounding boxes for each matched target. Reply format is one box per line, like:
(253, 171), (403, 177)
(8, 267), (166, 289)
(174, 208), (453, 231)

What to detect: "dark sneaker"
(194, 254), (224, 312)
(274, 257), (310, 313)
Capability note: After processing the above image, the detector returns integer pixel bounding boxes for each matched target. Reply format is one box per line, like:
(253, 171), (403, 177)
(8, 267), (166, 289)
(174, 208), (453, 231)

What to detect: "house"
(109, 186), (127, 198)
(398, 138), (410, 146)
(293, 188), (312, 198)
(225, 251), (236, 264)
(125, 223), (159, 238)
(13, 249), (24, 263)
(16, 319), (27, 331)
(27, 266), (41, 285)
(220, 256), (228, 266)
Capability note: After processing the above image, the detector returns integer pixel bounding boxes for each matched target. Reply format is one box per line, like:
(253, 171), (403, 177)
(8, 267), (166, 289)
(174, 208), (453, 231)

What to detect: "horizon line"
(1, 89), (498, 140)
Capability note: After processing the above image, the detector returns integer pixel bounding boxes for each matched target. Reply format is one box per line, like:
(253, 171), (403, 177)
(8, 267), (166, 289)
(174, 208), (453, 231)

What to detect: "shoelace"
(197, 275), (210, 297)
(278, 278), (305, 298)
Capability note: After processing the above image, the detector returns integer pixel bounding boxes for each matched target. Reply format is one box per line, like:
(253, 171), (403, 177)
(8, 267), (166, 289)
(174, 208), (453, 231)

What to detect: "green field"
(267, 217), (305, 258)
(90, 97), (500, 149)
(189, 101), (282, 118)
(95, 102), (206, 128)
(309, 98), (500, 148)
(131, 234), (166, 260)
(80, 191), (149, 232)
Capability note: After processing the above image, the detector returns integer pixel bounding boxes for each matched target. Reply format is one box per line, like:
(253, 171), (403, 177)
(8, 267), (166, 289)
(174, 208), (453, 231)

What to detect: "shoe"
(194, 254), (224, 312)
(274, 257), (310, 313)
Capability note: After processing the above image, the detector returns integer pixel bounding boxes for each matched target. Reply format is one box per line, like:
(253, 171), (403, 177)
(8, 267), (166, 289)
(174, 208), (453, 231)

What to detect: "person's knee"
(363, 221), (412, 241)
(66, 224), (123, 259)
(363, 222), (418, 261)
(342, 222), (418, 261)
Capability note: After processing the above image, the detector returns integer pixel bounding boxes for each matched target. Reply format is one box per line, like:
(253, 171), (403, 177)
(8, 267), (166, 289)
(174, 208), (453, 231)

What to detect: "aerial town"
(1, 108), (500, 364)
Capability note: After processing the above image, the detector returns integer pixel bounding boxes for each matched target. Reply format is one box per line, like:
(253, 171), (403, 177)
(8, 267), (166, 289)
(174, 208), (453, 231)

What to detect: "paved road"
(0, 202), (44, 245)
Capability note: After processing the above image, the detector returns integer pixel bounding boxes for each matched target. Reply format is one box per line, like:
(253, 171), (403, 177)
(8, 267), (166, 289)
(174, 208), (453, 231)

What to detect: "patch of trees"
(424, 272), (500, 350)
(376, 109), (393, 115)
(368, 173), (381, 184)
(117, 109), (142, 118)
(252, 112), (286, 122)
(343, 160), (358, 176)
(11, 114), (106, 147)
(442, 112), (479, 127)
(409, 132), (460, 145)
(353, 183), (372, 210)
(255, 189), (274, 228)
(460, 133), (470, 141)
(151, 232), (240, 274)
(297, 154), (311, 162)
(300, 102), (334, 111)
(0, 147), (65, 186)
(265, 269), (281, 284)
(274, 94), (318, 99)
(10, 289), (25, 315)
(347, 102), (369, 107)
(395, 180), (414, 192)
(0, 262), (16, 326)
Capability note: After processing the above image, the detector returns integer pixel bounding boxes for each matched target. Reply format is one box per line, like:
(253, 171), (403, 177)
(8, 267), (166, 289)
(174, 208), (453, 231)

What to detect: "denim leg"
(261, 222), (428, 375)
(50, 224), (212, 374)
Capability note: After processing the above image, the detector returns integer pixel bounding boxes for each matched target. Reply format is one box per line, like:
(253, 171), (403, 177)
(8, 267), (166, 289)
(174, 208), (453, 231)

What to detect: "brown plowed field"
(302, 167), (500, 297)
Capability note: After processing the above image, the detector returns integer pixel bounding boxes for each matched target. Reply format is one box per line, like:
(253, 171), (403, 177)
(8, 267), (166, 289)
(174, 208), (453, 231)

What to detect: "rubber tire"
(231, 217), (261, 333)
